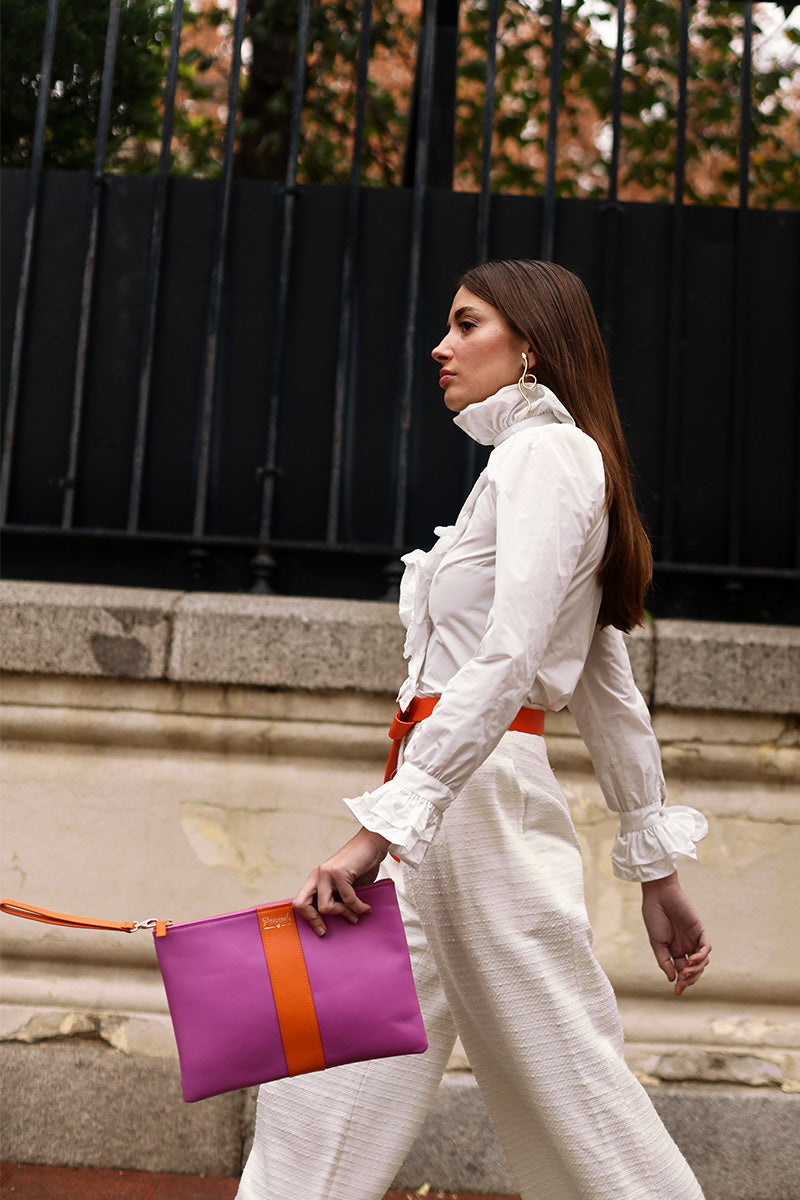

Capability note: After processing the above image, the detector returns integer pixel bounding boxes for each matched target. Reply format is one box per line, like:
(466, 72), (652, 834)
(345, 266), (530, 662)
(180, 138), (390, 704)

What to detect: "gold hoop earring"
(518, 352), (538, 416)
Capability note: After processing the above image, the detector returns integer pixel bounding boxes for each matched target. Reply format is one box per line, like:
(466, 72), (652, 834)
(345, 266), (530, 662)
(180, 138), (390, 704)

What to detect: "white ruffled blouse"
(344, 382), (707, 881)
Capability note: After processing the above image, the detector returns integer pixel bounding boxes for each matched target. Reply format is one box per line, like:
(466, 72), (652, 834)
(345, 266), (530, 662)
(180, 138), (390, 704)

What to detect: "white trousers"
(237, 731), (704, 1200)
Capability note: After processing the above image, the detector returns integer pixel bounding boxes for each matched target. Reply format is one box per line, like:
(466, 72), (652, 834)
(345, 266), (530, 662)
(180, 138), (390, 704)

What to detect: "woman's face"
(431, 286), (530, 412)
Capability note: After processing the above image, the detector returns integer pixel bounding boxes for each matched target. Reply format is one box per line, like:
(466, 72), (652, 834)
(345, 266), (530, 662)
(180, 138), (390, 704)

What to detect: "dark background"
(2, 169), (799, 621)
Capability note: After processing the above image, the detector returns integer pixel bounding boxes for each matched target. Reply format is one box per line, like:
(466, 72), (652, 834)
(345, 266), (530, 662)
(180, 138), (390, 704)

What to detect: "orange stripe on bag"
(256, 903), (326, 1076)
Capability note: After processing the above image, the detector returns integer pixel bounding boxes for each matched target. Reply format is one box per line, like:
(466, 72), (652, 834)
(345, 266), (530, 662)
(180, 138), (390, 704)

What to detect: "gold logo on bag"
(260, 910), (292, 931)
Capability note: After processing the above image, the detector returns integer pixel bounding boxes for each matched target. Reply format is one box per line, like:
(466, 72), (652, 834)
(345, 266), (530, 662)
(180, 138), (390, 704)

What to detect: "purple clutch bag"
(154, 878), (428, 1101)
(1, 880), (428, 1104)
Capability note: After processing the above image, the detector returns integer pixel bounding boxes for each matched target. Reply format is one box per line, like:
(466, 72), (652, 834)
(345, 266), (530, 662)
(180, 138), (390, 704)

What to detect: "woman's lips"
(439, 371), (456, 386)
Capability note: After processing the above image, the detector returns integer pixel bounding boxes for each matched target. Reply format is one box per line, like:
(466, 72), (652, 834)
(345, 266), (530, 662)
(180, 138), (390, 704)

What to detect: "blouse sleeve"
(568, 624), (708, 882)
(344, 425), (607, 866)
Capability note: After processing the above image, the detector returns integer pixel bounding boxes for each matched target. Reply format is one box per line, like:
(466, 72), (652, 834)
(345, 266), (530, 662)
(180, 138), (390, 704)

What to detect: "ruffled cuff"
(611, 803), (709, 883)
(342, 762), (454, 869)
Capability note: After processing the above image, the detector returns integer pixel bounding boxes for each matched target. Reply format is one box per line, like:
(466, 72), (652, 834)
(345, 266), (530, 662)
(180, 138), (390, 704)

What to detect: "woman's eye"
(459, 321), (475, 333)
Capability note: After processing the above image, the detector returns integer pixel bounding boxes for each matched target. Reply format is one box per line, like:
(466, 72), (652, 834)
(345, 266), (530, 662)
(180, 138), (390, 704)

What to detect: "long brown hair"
(457, 259), (652, 631)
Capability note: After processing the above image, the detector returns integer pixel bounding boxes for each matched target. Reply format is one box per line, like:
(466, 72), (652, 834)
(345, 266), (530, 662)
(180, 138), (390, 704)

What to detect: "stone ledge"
(1, 580), (798, 713)
(655, 619), (800, 714)
(168, 593), (405, 691)
(0, 582), (180, 680)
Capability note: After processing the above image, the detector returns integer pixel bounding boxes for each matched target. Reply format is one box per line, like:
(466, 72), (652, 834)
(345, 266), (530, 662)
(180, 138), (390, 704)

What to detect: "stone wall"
(1, 581), (799, 1198)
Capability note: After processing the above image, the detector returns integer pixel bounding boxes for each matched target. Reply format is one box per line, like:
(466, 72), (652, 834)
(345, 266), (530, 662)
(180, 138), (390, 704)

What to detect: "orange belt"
(384, 695), (545, 784)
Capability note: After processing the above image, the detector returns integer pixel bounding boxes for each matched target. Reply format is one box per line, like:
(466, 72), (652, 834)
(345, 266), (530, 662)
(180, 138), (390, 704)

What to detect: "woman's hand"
(641, 871), (711, 996)
(293, 827), (391, 937)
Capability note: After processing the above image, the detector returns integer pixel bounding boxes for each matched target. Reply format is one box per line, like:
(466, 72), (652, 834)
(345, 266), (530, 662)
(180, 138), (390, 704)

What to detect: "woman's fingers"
(674, 966), (702, 995)
(650, 930), (712, 995)
(319, 883), (371, 916)
(293, 872), (327, 937)
(317, 874), (372, 922)
(293, 868), (373, 936)
(652, 943), (677, 983)
(689, 932), (712, 966)
(293, 829), (388, 936)
(672, 935), (711, 995)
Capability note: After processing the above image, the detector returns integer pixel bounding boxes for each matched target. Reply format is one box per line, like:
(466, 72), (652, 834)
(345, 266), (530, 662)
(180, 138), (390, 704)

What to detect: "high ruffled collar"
(452, 382), (575, 447)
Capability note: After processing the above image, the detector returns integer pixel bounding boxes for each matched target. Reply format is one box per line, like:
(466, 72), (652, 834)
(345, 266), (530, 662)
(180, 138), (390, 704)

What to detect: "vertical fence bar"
(727, 0), (753, 568)
(251, 0), (311, 591)
(475, 0), (499, 265)
(658, 0), (690, 564)
(796, 362), (800, 570)
(464, 0), (500, 492)
(540, 0), (563, 263)
(600, 0), (626, 349)
(0, 0), (59, 523)
(191, 0), (247, 565)
(607, 0), (624, 206)
(61, 0), (121, 529)
(326, 0), (373, 546)
(127, 0), (184, 532)
(387, 0), (438, 580)
(428, 0), (459, 187)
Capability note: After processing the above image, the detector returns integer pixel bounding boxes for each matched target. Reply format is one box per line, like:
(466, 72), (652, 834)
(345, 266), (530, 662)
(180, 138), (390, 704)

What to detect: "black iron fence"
(2, 0), (799, 621)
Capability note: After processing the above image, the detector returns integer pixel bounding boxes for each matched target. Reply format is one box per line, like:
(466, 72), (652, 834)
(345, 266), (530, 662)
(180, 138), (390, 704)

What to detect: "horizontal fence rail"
(1, 0), (798, 622)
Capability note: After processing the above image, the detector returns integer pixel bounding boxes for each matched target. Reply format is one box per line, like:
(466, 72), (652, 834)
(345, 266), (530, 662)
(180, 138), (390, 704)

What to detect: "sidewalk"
(0, 1164), (520, 1200)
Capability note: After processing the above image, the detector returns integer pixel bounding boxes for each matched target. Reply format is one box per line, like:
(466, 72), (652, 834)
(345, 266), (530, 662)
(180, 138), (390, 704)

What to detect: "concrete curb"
(2, 1041), (797, 1200)
(395, 1074), (800, 1200)
(0, 1041), (247, 1177)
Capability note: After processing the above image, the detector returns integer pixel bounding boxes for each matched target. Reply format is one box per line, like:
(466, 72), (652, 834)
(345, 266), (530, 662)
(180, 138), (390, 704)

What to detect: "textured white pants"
(237, 732), (704, 1200)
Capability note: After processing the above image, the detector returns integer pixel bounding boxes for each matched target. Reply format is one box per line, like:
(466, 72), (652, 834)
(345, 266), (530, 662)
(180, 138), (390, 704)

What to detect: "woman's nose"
(431, 336), (450, 362)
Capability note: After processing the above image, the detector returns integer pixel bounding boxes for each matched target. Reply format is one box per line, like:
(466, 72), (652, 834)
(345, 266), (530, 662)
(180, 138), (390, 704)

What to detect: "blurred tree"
(1, 0), (170, 168)
(454, 0), (800, 205)
(229, 0), (800, 205)
(2, 0), (798, 205)
(0, 0), (223, 173)
(234, 0), (416, 182)
(614, 0), (800, 204)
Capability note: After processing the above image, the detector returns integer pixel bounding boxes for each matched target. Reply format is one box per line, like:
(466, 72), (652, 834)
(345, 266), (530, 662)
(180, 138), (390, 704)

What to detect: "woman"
(238, 260), (711, 1200)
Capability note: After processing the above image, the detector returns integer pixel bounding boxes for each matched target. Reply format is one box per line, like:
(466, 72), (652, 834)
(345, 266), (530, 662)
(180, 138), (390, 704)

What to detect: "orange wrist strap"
(0, 898), (168, 936)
